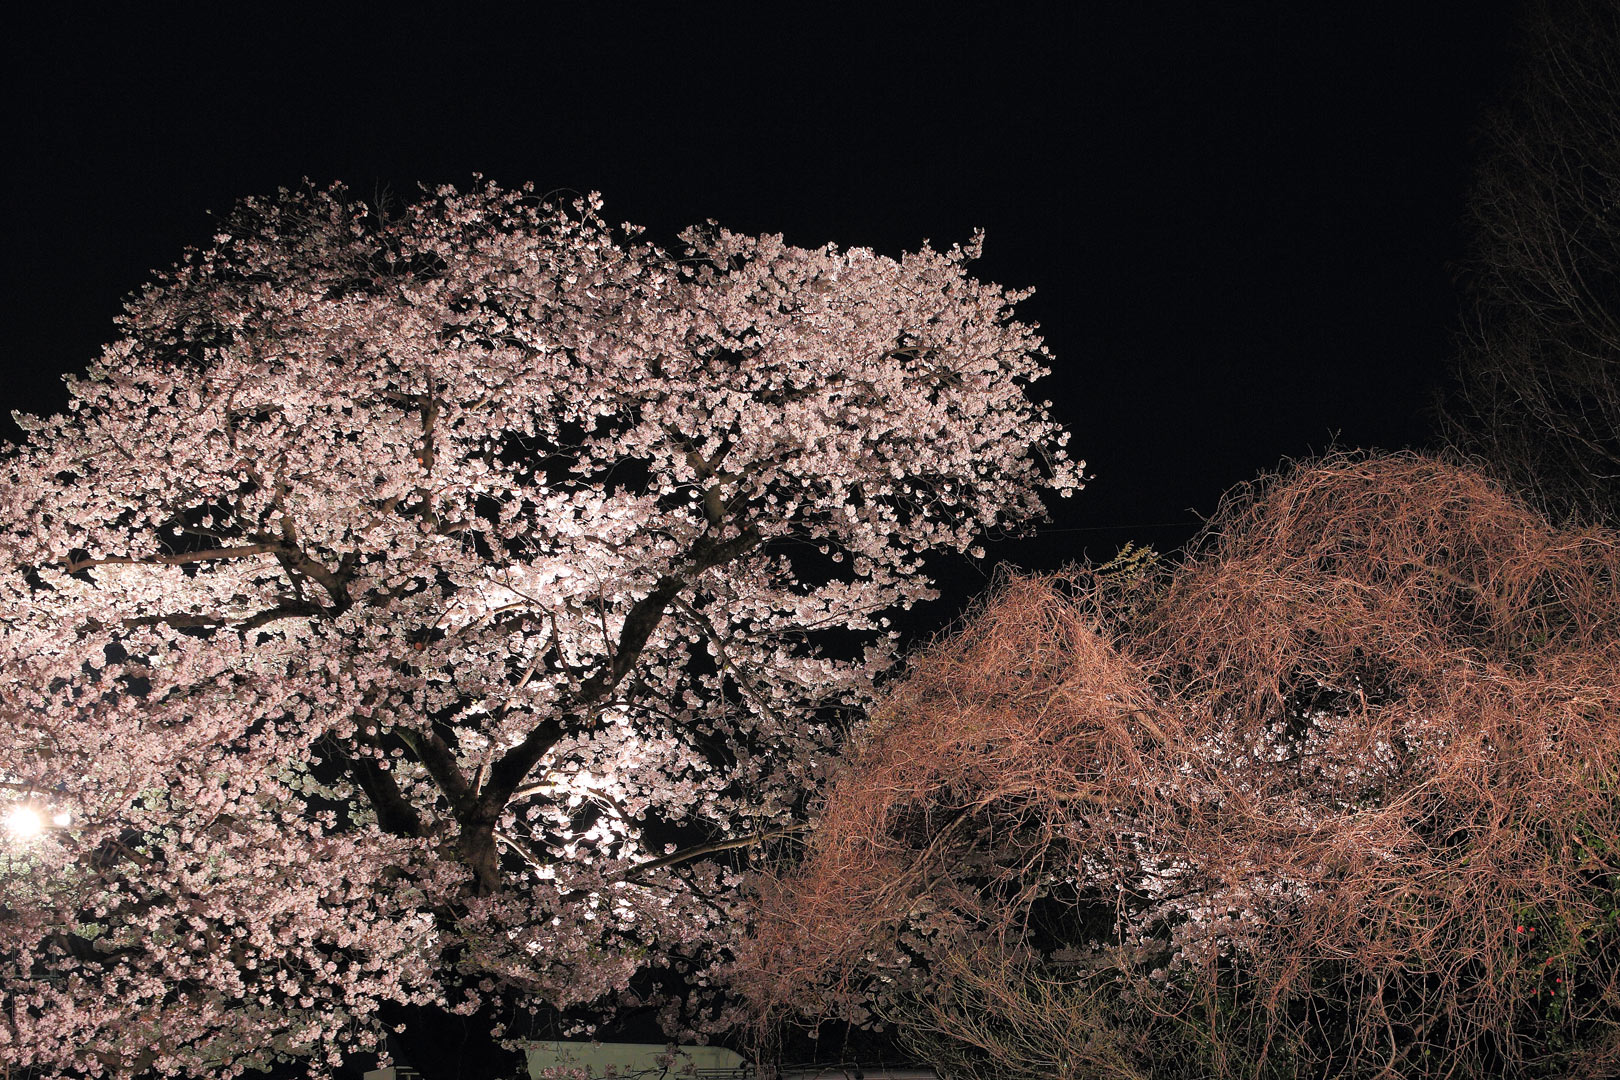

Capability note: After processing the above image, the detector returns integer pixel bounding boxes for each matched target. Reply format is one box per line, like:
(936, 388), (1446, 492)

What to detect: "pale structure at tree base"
(0, 182), (1080, 1078)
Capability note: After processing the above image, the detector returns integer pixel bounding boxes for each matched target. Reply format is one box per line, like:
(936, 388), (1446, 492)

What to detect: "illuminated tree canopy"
(0, 182), (1080, 1077)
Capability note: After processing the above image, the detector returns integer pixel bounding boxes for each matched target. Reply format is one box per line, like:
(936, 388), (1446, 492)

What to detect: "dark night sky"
(4, 3), (1520, 586)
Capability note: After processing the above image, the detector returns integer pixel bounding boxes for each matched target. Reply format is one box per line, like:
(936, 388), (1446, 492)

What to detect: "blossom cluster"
(0, 181), (1078, 1076)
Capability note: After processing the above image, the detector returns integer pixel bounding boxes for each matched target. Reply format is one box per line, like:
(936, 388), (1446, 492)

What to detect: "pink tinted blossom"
(0, 181), (1079, 1077)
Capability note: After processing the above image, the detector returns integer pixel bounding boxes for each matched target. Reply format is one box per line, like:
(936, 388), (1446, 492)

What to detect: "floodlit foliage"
(746, 455), (1620, 1079)
(0, 181), (1080, 1077)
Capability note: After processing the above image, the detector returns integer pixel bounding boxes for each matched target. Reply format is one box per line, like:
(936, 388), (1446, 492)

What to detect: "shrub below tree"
(744, 454), (1620, 1079)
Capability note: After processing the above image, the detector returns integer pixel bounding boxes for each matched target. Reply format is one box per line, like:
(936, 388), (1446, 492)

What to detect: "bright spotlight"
(5, 805), (43, 840)
(51, 811), (71, 828)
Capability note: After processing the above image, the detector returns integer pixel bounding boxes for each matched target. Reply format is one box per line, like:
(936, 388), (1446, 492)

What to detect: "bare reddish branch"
(745, 455), (1620, 1079)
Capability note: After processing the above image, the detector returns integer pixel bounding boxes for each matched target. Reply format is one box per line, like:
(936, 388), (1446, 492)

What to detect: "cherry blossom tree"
(0, 181), (1081, 1077)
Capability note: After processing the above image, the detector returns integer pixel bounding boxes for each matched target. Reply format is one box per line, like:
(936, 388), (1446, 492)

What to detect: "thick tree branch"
(320, 735), (424, 838)
(258, 536), (353, 612)
(608, 825), (807, 884)
(61, 543), (284, 574)
(119, 598), (330, 631)
(395, 726), (474, 815)
(552, 825), (809, 905)
(479, 524), (762, 818)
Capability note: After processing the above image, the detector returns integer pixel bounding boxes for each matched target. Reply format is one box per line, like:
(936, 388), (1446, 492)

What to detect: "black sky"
(4, 3), (1521, 579)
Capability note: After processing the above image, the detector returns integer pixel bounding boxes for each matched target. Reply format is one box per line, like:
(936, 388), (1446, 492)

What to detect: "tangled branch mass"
(747, 455), (1620, 1079)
